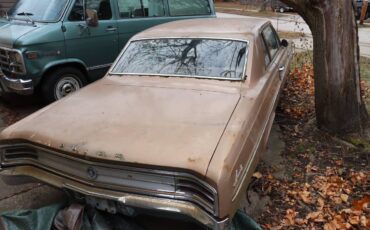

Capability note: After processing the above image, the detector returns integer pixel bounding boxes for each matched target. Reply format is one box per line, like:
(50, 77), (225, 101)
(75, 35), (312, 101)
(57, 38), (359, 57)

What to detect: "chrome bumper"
(0, 73), (33, 95)
(0, 166), (230, 229)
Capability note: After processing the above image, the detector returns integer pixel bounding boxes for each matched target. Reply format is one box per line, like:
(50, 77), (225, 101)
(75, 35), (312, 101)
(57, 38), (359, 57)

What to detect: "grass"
(291, 51), (370, 84)
(360, 56), (370, 85)
(278, 31), (306, 40)
(358, 23), (370, 28)
(290, 51), (313, 69)
(290, 51), (370, 111)
(359, 56), (370, 111)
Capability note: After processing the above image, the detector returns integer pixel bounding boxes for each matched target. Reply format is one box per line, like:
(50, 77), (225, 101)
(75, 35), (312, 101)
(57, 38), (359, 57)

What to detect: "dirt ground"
(251, 59), (370, 229)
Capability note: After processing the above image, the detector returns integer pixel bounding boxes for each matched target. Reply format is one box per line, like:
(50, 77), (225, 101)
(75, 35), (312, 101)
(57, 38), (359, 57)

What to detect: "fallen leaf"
(324, 221), (336, 230)
(360, 216), (367, 227)
(306, 211), (321, 221)
(295, 218), (306, 225)
(253, 172), (262, 179)
(299, 190), (313, 204)
(349, 215), (360, 225)
(352, 196), (370, 211)
(284, 209), (297, 226)
(340, 194), (349, 203)
(317, 198), (325, 210)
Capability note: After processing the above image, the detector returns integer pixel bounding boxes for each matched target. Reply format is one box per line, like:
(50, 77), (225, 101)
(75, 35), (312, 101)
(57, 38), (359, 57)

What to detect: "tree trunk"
(281, 0), (368, 135)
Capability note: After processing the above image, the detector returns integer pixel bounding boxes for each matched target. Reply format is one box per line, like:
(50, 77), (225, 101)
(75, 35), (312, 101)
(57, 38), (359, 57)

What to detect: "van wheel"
(42, 67), (86, 103)
(279, 7), (285, 13)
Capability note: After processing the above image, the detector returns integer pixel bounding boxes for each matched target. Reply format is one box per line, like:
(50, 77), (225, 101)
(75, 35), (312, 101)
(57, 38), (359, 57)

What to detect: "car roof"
(132, 18), (270, 41)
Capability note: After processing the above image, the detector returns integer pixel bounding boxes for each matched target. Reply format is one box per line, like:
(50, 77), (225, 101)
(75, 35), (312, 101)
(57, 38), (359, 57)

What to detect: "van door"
(63, 0), (118, 80)
(115, 0), (214, 51)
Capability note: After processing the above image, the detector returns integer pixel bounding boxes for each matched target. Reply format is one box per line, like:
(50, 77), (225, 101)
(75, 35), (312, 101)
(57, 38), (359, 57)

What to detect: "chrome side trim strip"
(87, 63), (112, 71)
(232, 46), (293, 201)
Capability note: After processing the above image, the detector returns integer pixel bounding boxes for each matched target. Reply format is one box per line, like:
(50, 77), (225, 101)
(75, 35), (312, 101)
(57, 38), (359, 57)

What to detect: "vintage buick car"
(0, 18), (293, 229)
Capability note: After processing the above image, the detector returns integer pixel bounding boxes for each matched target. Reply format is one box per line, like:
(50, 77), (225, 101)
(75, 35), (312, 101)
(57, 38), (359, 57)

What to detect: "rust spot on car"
(188, 156), (201, 163)
(97, 151), (107, 158)
(114, 153), (124, 160)
(223, 164), (231, 173)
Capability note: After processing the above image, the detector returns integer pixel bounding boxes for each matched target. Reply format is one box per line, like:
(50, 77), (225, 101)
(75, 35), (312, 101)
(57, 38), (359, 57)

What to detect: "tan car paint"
(1, 76), (242, 176)
(0, 18), (293, 228)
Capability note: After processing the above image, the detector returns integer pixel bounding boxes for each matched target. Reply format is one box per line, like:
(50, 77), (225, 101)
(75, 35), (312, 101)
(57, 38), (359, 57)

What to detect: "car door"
(63, 0), (119, 81)
(261, 25), (289, 94)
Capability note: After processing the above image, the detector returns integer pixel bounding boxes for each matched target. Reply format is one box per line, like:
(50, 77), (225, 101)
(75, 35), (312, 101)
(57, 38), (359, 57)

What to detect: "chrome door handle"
(105, 27), (117, 32)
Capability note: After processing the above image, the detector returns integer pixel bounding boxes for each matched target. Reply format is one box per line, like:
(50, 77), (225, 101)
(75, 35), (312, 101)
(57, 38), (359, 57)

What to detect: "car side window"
(261, 25), (280, 62)
(69, 0), (112, 21)
(168, 0), (211, 16)
(263, 41), (271, 66)
(117, 0), (165, 18)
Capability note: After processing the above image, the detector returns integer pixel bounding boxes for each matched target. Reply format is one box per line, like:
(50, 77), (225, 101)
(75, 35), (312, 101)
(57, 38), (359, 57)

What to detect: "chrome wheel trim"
(55, 75), (82, 100)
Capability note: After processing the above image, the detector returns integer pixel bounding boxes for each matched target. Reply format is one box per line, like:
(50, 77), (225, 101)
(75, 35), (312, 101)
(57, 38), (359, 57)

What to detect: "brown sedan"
(0, 18), (293, 229)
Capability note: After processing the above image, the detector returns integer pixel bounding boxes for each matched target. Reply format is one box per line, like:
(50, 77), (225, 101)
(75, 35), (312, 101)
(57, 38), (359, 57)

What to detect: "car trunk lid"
(1, 78), (241, 176)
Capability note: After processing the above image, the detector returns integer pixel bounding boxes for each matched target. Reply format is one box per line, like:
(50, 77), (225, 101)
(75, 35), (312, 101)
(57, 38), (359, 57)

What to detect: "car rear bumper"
(0, 71), (34, 95)
(0, 165), (230, 229)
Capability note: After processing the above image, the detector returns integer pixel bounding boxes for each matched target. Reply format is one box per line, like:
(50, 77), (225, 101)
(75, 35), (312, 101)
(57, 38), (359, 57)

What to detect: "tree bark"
(281, 0), (368, 135)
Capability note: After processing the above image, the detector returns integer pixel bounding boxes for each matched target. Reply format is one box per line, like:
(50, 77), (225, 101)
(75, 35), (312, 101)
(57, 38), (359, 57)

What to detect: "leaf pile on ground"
(279, 64), (315, 120)
(250, 64), (370, 230)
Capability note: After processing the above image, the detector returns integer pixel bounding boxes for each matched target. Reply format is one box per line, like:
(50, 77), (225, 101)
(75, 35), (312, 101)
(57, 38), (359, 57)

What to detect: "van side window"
(261, 25), (280, 61)
(69, 0), (112, 21)
(168, 0), (211, 16)
(117, 0), (165, 18)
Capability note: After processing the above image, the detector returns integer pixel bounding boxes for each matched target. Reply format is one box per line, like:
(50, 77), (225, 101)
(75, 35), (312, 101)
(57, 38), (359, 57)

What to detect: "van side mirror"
(281, 39), (289, 47)
(86, 9), (98, 27)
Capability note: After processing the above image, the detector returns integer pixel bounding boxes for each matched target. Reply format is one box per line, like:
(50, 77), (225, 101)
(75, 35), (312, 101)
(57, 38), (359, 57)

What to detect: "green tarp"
(1, 202), (261, 230)
(0, 202), (65, 230)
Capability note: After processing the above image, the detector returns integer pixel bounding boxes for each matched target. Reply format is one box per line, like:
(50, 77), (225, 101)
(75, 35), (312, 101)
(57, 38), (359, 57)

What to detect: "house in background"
(0, 0), (16, 15)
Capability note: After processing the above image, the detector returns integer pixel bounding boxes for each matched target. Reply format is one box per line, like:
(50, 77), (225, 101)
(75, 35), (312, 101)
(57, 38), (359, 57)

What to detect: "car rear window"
(168, 0), (212, 16)
(111, 38), (248, 80)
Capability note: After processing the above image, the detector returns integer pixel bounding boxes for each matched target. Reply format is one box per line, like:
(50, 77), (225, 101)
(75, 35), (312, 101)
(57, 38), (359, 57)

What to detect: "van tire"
(42, 67), (87, 103)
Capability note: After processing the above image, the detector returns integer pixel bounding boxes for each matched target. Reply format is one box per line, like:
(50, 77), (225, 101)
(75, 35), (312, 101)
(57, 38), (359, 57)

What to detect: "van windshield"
(8, 0), (68, 22)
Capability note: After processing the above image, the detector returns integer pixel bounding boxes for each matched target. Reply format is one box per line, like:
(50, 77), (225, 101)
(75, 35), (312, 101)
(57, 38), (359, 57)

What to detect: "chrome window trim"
(87, 63), (112, 71)
(108, 37), (250, 81)
(260, 23), (281, 68)
(0, 47), (26, 75)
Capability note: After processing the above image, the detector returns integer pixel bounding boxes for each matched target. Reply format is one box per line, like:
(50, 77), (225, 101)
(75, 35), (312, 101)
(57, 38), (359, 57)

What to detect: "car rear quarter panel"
(206, 34), (293, 219)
